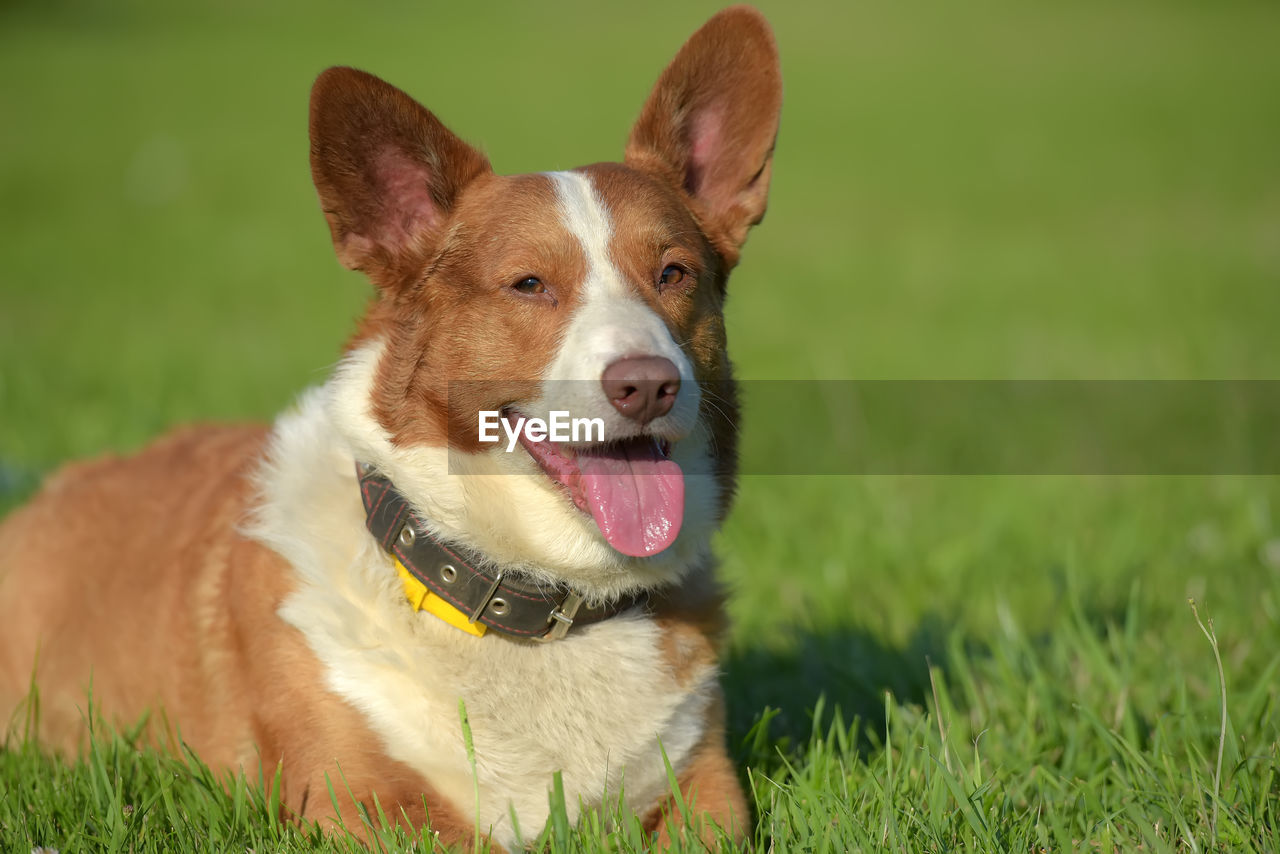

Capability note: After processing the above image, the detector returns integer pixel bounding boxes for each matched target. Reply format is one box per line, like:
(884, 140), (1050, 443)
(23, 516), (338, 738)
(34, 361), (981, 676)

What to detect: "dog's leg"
(278, 764), (502, 852)
(647, 695), (749, 849)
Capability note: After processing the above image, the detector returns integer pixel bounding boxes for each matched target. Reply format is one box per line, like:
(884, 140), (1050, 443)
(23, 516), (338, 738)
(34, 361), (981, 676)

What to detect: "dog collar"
(357, 464), (646, 641)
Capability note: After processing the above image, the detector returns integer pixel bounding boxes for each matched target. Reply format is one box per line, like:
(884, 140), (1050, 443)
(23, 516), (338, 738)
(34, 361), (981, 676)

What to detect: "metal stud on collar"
(439, 564), (457, 583)
(398, 524), (416, 547)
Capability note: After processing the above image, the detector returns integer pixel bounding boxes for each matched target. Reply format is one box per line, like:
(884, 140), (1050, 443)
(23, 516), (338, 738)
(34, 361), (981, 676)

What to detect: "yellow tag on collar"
(396, 559), (487, 637)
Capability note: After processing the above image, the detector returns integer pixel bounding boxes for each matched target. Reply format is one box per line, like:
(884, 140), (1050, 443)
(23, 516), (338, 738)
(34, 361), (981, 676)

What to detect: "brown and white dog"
(0, 7), (781, 849)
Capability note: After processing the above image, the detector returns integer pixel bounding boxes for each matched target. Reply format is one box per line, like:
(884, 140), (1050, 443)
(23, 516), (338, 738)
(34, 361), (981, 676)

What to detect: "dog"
(0, 6), (781, 849)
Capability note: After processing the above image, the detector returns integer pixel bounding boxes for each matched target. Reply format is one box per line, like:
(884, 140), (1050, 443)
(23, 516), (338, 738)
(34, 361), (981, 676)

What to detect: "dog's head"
(309, 8), (781, 597)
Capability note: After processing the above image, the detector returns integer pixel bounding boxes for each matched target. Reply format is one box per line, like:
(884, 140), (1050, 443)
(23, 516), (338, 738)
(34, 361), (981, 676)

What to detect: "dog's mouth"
(501, 410), (683, 558)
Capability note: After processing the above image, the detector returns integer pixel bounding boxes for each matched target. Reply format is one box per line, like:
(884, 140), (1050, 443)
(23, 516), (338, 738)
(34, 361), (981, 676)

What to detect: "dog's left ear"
(625, 6), (782, 267)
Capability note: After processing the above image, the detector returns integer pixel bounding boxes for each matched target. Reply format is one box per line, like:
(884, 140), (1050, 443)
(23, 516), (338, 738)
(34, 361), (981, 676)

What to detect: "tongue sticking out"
(576, 438), (684, 557)
(506, 412), (686, 558)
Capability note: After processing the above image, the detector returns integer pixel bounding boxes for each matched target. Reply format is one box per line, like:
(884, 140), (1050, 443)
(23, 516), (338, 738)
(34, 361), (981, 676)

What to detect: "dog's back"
(0, 425), (270, 755)
(0, 426), (488, 835)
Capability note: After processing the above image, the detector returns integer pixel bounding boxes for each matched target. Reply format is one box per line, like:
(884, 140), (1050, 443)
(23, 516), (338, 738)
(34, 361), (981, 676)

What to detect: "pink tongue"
(577, 439), (684, 557)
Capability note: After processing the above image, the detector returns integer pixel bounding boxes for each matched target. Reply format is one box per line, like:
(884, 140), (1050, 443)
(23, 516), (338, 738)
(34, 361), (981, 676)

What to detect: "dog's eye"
(657, 265), (687, 290)
(512, 276), (546, 295)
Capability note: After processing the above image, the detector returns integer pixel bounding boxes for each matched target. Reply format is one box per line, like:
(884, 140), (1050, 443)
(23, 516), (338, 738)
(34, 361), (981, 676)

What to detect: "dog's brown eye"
(658, 265), (686, 289)
(513, 276), (546, 294)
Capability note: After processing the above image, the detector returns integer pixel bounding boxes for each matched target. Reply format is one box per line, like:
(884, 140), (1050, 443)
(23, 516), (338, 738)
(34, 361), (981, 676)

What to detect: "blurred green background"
(2, 0), (1279, 748)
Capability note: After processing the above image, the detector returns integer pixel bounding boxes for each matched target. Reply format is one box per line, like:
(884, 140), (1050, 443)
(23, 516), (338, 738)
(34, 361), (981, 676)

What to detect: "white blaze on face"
(538, 171), (700, 436)
(492, 171), (702, 557)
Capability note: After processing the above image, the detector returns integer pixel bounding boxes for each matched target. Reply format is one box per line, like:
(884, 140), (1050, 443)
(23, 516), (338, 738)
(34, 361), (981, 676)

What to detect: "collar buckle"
(540, 590), (585, 642)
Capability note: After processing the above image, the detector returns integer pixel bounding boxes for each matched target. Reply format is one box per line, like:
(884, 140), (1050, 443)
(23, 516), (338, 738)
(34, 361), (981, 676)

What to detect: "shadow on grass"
(721, 615), (954, 754)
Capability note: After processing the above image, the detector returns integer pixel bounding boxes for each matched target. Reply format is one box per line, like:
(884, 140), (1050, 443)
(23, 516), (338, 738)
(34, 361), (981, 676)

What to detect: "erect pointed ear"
(625, 6), (782, 267)
(309, 67), (491, 285)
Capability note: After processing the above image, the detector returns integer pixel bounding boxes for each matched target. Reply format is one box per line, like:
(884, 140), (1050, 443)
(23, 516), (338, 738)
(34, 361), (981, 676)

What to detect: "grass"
(2, 0), (1279, 850)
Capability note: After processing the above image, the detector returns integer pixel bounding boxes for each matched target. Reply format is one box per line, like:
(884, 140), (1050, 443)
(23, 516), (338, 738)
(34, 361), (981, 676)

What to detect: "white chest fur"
(251, 389), (715, 850)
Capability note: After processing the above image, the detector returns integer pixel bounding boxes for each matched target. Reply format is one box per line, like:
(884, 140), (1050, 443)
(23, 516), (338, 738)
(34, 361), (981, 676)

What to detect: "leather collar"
(357, 465), (647, 641)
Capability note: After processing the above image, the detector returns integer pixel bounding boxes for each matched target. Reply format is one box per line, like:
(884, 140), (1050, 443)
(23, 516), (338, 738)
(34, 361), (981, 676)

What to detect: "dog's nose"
(600, 356), (681, 424)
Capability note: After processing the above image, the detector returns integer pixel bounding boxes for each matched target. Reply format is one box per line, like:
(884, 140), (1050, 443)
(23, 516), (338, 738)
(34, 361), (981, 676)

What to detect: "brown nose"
(600, 356), (681, 424)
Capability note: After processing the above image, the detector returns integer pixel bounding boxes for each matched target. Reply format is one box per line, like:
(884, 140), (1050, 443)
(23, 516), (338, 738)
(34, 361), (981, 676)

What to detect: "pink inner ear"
(373, 146), (441, 249)
(685, 107), (724, 197)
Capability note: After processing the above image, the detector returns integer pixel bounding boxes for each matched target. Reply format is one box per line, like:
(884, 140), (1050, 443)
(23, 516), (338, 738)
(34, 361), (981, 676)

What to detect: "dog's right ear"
(309, 67), (491, 285)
